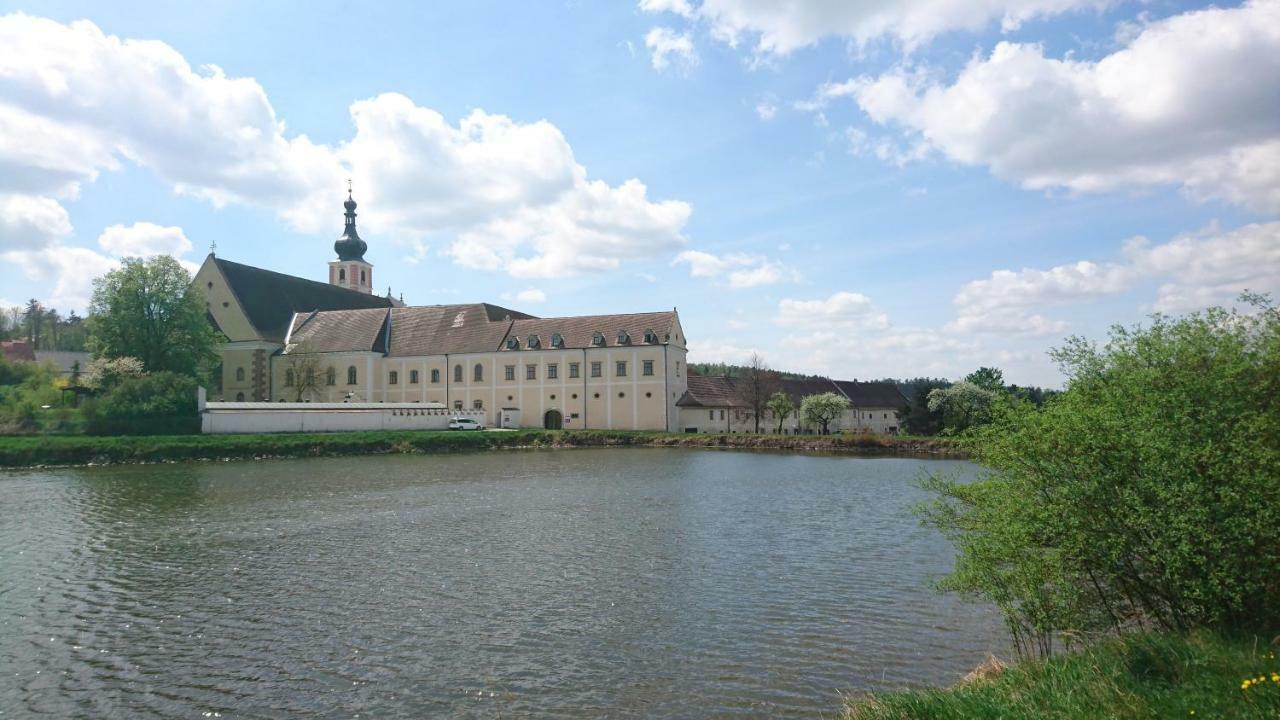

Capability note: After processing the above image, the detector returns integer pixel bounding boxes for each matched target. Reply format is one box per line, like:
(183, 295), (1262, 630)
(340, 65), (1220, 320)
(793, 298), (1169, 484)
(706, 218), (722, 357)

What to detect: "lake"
(0, 448), (1005, 718)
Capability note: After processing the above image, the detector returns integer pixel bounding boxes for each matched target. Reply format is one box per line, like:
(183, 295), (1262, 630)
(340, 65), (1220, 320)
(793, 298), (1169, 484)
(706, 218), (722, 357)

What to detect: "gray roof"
(677, 374), (904, 409)
(34, 350), (90, 373)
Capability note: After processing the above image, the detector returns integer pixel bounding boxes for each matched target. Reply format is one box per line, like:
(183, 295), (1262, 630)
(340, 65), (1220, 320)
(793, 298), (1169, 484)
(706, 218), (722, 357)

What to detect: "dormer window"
(550, 333), (563, 348)
(643, 329), (658, 344)
(591, 331), (605, 346)
(527, 334), (541, 349)
(506, 337), (520, 350)
(617, 330), (630, 345)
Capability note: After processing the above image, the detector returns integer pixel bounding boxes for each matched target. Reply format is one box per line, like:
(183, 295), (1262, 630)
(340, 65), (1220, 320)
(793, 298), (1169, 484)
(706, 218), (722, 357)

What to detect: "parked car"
(448, 417), (485, 431)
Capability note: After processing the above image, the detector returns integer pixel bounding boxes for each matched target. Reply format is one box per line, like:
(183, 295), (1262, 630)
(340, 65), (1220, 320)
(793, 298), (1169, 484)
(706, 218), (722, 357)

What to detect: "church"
(193, 190), (691, 431)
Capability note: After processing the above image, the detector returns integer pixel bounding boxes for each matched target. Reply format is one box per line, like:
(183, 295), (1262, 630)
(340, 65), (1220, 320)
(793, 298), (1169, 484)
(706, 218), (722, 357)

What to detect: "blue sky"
(1, 0), (1277, 386)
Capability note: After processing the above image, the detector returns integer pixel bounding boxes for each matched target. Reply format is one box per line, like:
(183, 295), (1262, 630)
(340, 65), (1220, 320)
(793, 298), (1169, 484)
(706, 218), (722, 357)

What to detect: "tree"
(83, 356), (146, 390)
(24, 298), (42, 346)
(920, 296), (1280, 657)
(766, 391), (795, 433)
(964, 366), (1005, 391)
(87, 256), (221, 376)
(734, 352), (780, 433)
(800, 392), (848, 435)
(898, 377), (951, 435)
(926, 381), (998, 433)
(281, 342), (323, 402)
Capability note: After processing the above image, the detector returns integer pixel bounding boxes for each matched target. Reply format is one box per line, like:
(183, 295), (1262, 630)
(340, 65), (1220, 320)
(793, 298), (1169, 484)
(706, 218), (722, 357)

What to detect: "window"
(709, 410), (715, 420)
(551, 333), (563, 348)
(591, 331), (605, 346)
(506, 337), (520, 350)
(305, 369), (316, 387)
(617, 330), (630, 345)
(676, 361), (681, 377)
(454, 400), (463, 410)
(235, 367), (245, 382)
(410, 370), (419, 384)
(591, 361), (602, 378)
(347, 366), (357, 385)
(569, 362), (580, 378)
(285, 369), (295, 387)
(505, 365), (515, 381)
(389, 371), (398, 385)
(474, 363), (483, 382)
(644, 329), (658, 343)
(720, 410), (726, 420)
(360, 269), (366, 284)
(547, 363), (558, 379)
(616, 361), (627, 377)
(526, 364), (537, 380)
(473, 399), (483, 410)
(643, 360), (654, 376)
(338, 268), (346, 282)
(326, 367), (336, 385)
(431, 368), (440, 383)
(527, 334), (540, 349)
(454, 365), (463, 383)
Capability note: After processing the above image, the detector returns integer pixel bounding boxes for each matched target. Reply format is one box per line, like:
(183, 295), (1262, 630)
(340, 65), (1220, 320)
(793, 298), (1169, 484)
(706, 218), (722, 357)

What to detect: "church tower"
(328, 183), (373, 294)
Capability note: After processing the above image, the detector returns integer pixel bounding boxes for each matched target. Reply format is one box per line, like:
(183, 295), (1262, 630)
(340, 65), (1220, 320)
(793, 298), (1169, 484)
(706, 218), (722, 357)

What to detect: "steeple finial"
(335, 181), (367, 262)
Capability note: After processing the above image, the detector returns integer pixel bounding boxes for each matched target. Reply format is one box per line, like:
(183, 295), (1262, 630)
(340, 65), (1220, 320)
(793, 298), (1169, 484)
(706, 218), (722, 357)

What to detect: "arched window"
(551, 333), (563, 348)
(527, 334), (540, 349)
(617, 330), (630, 345)
(285, 369), (295, 387)
(347, 366), (358, 385)
(454, 365), (463, 383)
(474, 363), (484, 382)
(410, 370), (419, 384)
(304, 368), (315, 387)
(592, 331), (605, 346)
(431, 368), (440, 383)
(360, 269), (366, 284)
(235, 367), (245, 382)
(643, 329), (658, 344)
(506, 337), (520, 350)
(235, 392), (245, 402)
(338, 268), (346, 282)
(326, 367), (336, 385)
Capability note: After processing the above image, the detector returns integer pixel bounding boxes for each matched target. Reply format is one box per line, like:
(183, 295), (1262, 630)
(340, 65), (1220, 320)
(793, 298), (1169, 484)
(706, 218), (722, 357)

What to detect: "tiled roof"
(0, 340), (36, 363)
(288, 308), (390, 353)
(215, 257), (394, 342)
(505, 311), (677, 351)
(676, 374), (741, 407)
(779, 377), (839, 404)
(389, 304), (531, 356)
(832, 380), (908, 409)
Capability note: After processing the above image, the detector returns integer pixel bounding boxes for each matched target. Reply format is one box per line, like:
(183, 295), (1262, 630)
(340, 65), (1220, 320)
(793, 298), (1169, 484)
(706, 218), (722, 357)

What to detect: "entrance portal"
(543, 409), (563, 430)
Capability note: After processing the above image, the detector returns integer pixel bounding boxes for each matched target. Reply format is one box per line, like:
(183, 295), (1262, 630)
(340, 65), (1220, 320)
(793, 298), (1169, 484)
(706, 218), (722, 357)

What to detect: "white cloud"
(776, 291), (890, 330)
(96, 222), (192, 258)
(644, 27), (699, 71)
(755, 99), (778, 121)
(0, 14), (691, 284)
(641, 0), (1109, 56)
(515, 288), (547, 304)
(948, 221), (1280, 332)
(0, 194), (71, 251)
(836, 1), (1280, 212)
(3, 245), (119, 311)
(672, 249), (798, 287)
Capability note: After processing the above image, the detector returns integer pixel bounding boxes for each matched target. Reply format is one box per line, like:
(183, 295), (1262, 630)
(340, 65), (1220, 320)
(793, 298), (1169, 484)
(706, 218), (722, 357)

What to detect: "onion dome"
(334, 187), (368, 262)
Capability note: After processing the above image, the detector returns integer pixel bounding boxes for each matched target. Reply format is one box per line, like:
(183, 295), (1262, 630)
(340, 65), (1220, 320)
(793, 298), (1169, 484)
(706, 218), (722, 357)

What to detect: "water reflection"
(1, 449), (1005, 718)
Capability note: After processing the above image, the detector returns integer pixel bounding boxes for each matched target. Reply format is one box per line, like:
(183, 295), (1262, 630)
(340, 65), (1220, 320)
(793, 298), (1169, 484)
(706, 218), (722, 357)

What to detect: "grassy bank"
(0, 429), (960, 468)
(844, 631), (1280, 720)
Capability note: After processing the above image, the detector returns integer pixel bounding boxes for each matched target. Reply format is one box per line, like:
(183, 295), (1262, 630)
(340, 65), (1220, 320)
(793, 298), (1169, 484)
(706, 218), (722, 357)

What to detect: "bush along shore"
(0, 429), (962, 468)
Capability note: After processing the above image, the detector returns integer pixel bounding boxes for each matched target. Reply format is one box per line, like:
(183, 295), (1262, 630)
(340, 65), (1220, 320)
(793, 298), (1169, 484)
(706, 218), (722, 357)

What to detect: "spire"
(334, 179), (368, 262)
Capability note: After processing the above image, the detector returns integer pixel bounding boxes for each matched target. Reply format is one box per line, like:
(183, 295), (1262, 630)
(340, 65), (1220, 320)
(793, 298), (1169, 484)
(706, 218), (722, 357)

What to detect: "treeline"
(0, 299), (89, 351)
(688, 361), (825, 381)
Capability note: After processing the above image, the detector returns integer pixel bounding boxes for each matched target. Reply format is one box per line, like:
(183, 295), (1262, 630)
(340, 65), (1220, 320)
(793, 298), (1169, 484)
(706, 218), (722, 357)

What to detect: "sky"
(1, 0), (1277, 387)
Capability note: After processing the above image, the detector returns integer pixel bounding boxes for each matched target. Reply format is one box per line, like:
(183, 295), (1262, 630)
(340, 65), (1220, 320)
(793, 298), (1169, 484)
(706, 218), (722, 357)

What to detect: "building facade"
(676, 374), (907, 435)
(194, 191), (690, 431)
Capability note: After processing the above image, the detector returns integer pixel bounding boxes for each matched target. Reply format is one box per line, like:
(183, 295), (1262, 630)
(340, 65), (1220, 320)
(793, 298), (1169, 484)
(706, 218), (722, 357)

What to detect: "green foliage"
(83, 356), (146, 390)
(85, 372), (199, 436)
(766, 391), (796, 433)
(800, 392), (849, 435)
(926, 381), (999, 434)
(920, 298), (1280, 656)
(965, 366), (1005, 391)
(86, 256), (221, 376)
(898, 377), (951, 435)
(843, 631), (1280, 720)
(0, 357), (61, 434)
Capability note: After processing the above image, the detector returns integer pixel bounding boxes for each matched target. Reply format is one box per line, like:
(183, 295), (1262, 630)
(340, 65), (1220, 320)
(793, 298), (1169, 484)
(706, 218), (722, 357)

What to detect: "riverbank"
(0, 429), (961, 468)
(843, 631), (1280, 719)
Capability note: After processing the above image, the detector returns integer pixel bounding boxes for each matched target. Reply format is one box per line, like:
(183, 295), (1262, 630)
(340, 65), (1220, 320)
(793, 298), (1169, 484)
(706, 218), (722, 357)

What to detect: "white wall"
(201, 402), (485, 434)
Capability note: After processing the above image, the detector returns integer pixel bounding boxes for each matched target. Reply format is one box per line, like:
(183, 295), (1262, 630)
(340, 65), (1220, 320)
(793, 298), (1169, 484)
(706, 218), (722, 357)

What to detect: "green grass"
(844, 631), (1280, 720)
(0, 428), (960, 467)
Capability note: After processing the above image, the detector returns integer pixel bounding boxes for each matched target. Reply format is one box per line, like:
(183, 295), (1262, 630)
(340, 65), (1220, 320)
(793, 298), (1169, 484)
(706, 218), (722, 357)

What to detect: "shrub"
(86, 372), (200, 435)
(920, 296), (1280, 656)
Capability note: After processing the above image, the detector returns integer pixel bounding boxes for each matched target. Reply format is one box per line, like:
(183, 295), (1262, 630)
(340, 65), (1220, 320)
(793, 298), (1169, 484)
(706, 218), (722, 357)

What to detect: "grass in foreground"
(844, 632), (1280, 720)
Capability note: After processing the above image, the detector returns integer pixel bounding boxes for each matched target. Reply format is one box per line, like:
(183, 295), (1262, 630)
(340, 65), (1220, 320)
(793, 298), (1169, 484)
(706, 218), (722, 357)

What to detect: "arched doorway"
(543, 409), (563, 430)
